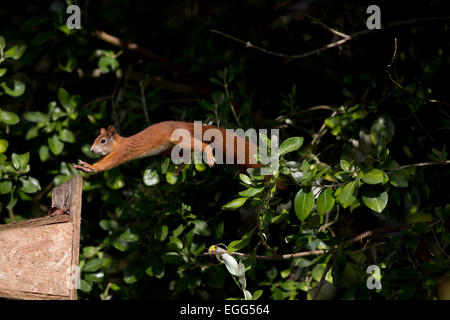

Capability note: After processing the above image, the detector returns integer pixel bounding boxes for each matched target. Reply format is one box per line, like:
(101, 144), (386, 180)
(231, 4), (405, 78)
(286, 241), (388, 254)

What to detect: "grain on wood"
(0, 176), (82, 300)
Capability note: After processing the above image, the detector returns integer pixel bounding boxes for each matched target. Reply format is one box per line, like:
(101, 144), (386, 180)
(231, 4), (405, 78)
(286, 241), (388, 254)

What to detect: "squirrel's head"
(91, 125), (117, 155)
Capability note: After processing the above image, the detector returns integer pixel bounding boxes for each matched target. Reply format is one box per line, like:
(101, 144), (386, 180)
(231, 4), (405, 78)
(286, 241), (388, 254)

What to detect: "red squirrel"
(73, 121), (262, 174)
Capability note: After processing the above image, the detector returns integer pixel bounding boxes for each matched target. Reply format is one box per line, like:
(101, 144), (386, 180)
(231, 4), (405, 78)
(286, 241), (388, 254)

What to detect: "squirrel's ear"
(100, 128), (106, 134)
(107, 125), (116, 136)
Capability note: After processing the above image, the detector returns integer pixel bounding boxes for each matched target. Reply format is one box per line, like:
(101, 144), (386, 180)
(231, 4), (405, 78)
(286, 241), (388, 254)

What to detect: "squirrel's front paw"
(77, 160), (91, 167)
(205, 147), (216, 167)
(73, 160), (95, 173)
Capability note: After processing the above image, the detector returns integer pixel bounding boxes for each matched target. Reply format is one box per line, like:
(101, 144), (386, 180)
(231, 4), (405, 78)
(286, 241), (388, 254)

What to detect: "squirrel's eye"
(100, 139), (106, 143)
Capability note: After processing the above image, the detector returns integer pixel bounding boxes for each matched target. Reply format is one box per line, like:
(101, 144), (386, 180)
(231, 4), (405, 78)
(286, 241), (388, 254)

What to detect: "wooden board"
(0, 176), (82, 300)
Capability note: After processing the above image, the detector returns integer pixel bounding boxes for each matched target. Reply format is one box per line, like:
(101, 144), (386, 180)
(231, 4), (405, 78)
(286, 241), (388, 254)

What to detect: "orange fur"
(73, 121), (262, 173)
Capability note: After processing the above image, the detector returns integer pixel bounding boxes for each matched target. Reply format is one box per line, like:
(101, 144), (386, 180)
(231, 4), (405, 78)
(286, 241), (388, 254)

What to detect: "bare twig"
(387, 37), (450, 107)
(305, 14), (350, 39)
(223, 82), (242, 127)
(311, 111), (337, 151)
(397, 160), (450, 170)
(211, 16), (450, 60)
(202, 249), (328, 260)
(93, 30), (211, 96)
(82, 95), (112, 109)
(7, 208), (14, 223)
(139, 81), (150, 123)
(318, 206), (340, 233)
(203, 219), (445, 261)
(296, 105), (335, 114)
(312, 253), (335, 300)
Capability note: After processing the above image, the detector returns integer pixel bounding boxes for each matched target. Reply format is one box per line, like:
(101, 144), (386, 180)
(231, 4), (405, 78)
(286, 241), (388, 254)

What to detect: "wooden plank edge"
(0, 288), (71, 300)
(0, 214), (70, 232)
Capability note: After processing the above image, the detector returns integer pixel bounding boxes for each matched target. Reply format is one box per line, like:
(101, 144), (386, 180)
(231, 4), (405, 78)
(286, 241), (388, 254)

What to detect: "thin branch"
(202, 249), (328, 260)
(305, 14), (350, 39)
(211, 16), (450, 60)
(82, 95), (112, 109)
(296, 105), (335, 114)
(387, 37), (450, 107)
(203, 223), (419, 261)
(223, 82), (242, 127)
(139, 81), (150, 123)
(312, 253), (335, 300)
(431, 227), (449, 260)
(7, 208), (14, 223)
(345, 225), (410, 245)
(93, 30), (211, 96)
(318, 206), (340, 233)
(311, 111), (337, 152)
(397, 160), (450, 170)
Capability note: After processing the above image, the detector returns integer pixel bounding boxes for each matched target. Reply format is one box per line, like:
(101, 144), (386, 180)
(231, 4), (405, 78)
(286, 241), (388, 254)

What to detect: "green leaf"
(57, 87), (70, 110)
(316, 188), (335, 216)
(83, 258), (104, 272)
(312, 263), (333, 283)
(362, 188), (388, 213)
(39, 145), (49, 162)
(59, 128), (75, 143)
(25, 126), (39, 140)
(120, 230), (139, 242)
(252, 289), (263, 300)
(337, 180), (358, 208)
(161, 252), (182, 264)
(238, 186), (265, 198)
(403, 188), (420, 214)
(0, 181), (12, 194)
(79, 279), (92, 293)
(191, 220), (211, 236)
(0, 139), (8, 153)
(0, 110), (20, 125)
(19, 176), (41, 193)
(0, 68), (6, 78)
(4, 44), (26, 60)
(98, 56), (119, 73)
(155, 225), (169, 241)
(0, 80), (25, 97)
(12, 152), (29, 171)
(48, 135), (64, 155)
(7, 191), (17, 209)
(362, 168), (387, 185)
(340, 159), (350, 172)
(104, 170), (125, 190)
(389, 170), (408, 188)
(23, 111), (48, 123)
(99, 219), (120, 231)
(279, 137), (303, 156)
(239, 173), (252, 185)
(370, 114), (395, 146)
(58, 49), (78, 73)
(112, 240), (129, 252)
(222, 197), (248, 210)
(228, 229), (254, 252)
(381, 157), (400, 170)
(294, 189), (315, 222)
(69, 95), (81, 111)
(168, 236), (183, 250)
(165, 171), (178, 185)
(143, 167), (160, 186)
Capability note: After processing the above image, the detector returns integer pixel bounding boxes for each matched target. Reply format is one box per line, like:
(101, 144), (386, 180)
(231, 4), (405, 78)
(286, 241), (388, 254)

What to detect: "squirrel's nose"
(90, 146), (95, 152)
